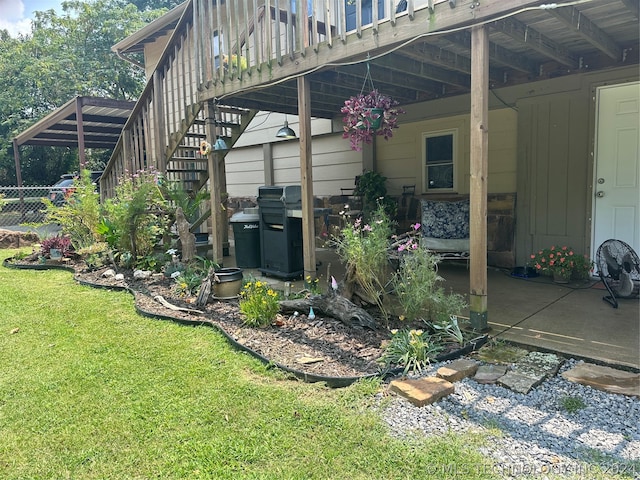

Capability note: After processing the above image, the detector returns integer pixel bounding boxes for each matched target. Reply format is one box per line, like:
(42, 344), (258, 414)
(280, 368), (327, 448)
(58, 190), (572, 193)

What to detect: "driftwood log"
(279, 290), (376, 329)
(175, 207), (196, 262)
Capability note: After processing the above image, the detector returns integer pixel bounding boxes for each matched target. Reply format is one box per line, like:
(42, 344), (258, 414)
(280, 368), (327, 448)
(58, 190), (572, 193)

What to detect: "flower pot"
(359, 108), (384, 130)
(212, 267), (244, 299)
(553, 272), (570, 284)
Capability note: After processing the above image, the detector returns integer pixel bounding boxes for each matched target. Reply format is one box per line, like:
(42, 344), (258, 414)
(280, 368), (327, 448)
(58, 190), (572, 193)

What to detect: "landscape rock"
(513, 351), (564, 379)
(561, 362), (640, 397)
(473, 364), (508, 384)
(389, 377), (455, 407)
(437, 359), (479, 382)
(102, 269), (116, 278)
(133, 269), (152, 280)
(497, 371), (545, 394)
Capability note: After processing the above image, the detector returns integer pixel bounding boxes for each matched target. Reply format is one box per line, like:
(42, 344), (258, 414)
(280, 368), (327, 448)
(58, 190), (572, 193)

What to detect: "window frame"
(422, 128), (458, 193)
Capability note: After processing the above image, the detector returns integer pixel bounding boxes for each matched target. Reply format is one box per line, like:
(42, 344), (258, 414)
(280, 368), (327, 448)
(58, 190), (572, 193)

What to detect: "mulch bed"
(5, 256), (485, 386)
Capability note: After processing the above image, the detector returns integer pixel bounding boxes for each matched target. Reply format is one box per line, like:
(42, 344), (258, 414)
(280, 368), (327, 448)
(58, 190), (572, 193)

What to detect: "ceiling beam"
(441, 31), (537, 75)
(491, 17), (577, 67)
(371, 55), (470, 89)
(397, 43), (504, 84)
(24, 139), (117, 149)
(44, 123), (124, 135)
(66, 113), (129, 124)
(547, 5), (621, 60)
(329, 64), (444, 99)
(621, 0), (639, 19)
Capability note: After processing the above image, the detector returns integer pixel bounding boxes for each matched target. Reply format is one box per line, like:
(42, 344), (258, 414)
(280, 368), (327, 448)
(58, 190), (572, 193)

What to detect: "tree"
(0, 0), (168, 185)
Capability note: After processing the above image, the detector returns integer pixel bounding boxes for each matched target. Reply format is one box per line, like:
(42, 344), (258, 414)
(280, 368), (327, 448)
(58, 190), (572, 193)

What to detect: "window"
(423, 130), (456, 192)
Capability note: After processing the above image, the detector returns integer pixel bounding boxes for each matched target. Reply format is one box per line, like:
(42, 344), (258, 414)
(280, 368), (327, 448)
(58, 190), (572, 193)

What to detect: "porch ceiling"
(220, 0), (640, 118)
(14, 96), (135, 150)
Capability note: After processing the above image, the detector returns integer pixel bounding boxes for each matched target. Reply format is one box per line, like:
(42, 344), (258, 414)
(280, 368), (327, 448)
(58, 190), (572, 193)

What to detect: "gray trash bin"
(230, 210), (261, 268)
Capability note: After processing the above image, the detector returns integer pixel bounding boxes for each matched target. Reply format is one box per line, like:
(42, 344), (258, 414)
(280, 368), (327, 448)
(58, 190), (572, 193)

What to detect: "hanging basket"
(358, 108), (384, 131)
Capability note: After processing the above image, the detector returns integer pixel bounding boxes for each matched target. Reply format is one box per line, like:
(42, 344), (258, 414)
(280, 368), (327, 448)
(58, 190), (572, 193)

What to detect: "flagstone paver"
(473, 364), (508, 384)
(389, 377), (455, 407)
(561, 363), (640, 397)
(437, 359), (479, 382)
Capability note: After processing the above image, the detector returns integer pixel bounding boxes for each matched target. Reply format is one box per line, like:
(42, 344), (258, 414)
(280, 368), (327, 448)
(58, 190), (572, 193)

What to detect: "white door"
(592, 82), (640, 257)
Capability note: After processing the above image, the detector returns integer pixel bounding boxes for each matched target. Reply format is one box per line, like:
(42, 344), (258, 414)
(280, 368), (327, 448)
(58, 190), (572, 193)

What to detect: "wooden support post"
(12, 139), (25, 221)
(205, 100), (224, 265)
(298, 76), (316, 281)
(75, 97), (87, 169)
(152, 70), (166, 173)
(469, 25), (489, 332)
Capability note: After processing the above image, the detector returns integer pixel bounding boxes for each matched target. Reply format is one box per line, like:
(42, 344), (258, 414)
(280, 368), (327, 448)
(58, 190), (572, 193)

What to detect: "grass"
(1, 248), (637, 480)
(0, 249), (495, 479)
(559, 395), (587, 414)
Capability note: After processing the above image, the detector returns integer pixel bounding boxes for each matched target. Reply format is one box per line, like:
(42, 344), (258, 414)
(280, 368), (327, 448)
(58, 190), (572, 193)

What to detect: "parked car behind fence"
(0, 171), (102, 227)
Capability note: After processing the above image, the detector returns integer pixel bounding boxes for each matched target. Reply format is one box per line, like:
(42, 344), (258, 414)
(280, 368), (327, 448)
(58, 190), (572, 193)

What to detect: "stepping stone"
(389, 377), (455, 407)
(437, 359), (479, 382)
(514, 352), (564, 379)
(473, 364), (508, 384)
(476, 344), (529, 364)
(498, 371), (544, 394)
(562, 363), (640, 398)
(497, 352), (564, 394)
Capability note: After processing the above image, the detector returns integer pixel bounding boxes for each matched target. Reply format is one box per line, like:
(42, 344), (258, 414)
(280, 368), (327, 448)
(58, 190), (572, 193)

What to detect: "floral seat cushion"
(421, 199), (470, 239)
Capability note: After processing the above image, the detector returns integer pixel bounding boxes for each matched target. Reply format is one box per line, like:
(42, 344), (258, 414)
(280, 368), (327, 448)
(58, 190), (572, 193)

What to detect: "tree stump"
(175, 207), (196, 262)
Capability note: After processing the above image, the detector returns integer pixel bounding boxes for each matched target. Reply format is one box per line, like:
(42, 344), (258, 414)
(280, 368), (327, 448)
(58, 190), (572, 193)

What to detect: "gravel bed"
(376, 358), (640, 479)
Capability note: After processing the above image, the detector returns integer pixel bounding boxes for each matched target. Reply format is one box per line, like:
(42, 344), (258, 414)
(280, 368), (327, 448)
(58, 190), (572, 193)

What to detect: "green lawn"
(0, 248), (496, 479)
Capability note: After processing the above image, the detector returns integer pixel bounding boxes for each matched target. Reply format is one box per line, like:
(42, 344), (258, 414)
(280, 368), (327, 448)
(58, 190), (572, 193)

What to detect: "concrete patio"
(225, 246), (640, 372)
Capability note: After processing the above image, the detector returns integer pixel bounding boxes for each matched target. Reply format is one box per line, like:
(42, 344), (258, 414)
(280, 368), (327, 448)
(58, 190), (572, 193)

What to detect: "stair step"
(218, 105), (250, 115)
(185, 132), (207, 138)
(166, 168), (208, 173)
(169, 157), (208, 163)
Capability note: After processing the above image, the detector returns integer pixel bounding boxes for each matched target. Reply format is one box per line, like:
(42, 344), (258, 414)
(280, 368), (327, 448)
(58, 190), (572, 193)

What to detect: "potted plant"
(528, 245), (593, 283)
(341, 89), (404, 151)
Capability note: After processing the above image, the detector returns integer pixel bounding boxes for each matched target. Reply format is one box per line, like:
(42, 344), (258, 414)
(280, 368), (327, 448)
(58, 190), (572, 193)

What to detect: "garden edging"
(3, 258), (488, 388)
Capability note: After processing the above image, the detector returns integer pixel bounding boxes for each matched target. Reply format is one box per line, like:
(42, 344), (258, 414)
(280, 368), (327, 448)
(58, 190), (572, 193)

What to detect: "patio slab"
(224, 246), (640, 371)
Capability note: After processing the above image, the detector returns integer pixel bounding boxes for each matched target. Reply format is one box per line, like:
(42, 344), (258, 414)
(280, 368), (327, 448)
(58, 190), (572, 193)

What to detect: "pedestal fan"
(595, 239), (640, 308)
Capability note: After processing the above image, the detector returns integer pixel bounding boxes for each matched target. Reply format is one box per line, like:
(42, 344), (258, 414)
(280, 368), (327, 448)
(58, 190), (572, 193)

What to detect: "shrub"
(101, 168), (170, 266)
(40, 235), (73, 258)
(239, 280), (280, 327)
(334, 202), (394, 318)
(379, 328), (442, 375)
(392, 244), (467, 323)
(41, 171), (102, 251)
(528, 245), (593, 280)
(172, 267), (205, 297)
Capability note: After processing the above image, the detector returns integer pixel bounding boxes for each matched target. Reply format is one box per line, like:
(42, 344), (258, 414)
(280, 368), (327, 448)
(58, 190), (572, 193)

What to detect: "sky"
(0, 0), (66, 37)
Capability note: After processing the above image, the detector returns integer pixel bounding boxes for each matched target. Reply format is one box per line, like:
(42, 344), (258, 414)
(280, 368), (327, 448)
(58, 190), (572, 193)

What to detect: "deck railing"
(101, 0), (432, 197)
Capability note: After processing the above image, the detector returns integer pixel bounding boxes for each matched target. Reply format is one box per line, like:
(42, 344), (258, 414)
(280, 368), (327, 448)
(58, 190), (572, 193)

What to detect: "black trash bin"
(230, 209), (261, 268)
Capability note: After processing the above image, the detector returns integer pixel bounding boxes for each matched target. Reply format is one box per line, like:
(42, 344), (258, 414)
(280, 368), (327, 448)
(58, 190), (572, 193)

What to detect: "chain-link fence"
(0, 185), (55, 227)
